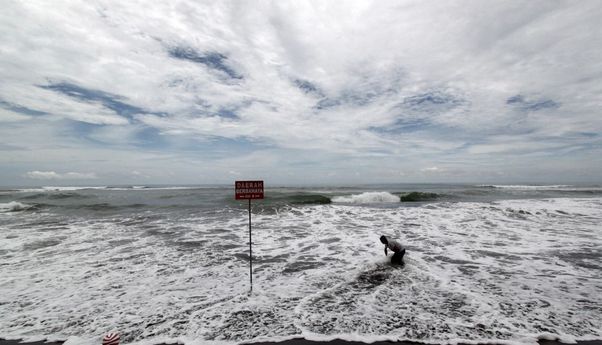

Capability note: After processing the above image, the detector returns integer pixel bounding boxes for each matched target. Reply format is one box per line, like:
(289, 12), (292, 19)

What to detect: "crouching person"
(380, 235), (406, 265)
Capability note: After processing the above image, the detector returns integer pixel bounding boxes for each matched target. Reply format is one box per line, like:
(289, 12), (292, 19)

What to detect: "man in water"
(380, 235), (406, 265)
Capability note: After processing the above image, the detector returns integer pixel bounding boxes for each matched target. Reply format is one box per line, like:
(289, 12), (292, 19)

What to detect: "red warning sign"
(235, 180), (264, 200)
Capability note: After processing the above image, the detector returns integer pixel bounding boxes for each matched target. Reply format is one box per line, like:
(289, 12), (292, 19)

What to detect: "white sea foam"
(0, 201), (33, 212)
(332, 191), (400, 203)
(0, 198), (601, 345)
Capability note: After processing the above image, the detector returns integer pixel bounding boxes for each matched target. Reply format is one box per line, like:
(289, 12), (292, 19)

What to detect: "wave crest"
(332, 192), (400, 204)
(0, 201), (34, 212)
(400, 192), (440, 202)
(289, 194), (332, 205)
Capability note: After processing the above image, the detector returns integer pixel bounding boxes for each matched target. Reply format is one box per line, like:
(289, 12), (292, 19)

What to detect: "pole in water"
(248, 198), (252, 292)
(234, 180), (263, 293)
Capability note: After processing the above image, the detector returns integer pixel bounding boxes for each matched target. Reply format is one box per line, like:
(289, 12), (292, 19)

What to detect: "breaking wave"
(332, 192), (400, 203)
(0, 201), (34, 212)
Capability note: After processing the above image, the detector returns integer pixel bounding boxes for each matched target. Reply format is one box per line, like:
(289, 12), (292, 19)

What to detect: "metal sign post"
(248, 199), (252, 288)
(235, 180), (264, 292)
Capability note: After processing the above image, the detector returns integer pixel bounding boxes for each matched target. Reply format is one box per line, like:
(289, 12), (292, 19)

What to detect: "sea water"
(0, 184), (601, 345)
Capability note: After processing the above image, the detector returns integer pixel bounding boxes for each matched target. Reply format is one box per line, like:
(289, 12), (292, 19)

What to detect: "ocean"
(1, 184), (601, 345)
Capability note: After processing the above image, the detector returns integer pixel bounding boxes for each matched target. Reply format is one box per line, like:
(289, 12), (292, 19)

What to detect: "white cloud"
(131, 170), (150, 179)
(24, 171), (62, 179)
(0, 1), (601, 184)
(25, 171), (98, 180)
(0, 108), (31, 122)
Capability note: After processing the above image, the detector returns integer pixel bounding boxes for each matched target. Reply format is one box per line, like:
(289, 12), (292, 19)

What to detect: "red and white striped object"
(102, 333), (120, 345)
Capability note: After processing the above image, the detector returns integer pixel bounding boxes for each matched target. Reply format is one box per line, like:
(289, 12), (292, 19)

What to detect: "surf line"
(234, 180), (265, 292)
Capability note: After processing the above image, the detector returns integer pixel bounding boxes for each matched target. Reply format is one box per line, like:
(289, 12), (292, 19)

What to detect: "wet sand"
(2, 338), (602, 345)
(246, 339), (602, 345)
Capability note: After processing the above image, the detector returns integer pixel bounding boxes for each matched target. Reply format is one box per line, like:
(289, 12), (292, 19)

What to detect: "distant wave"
(476, 185), (602, 193)
(0, 201), (34, 212)
(0, 189), (19, 194)
(332, 192), (400, 204)
(17, 186), (202, 192)
(261, 193), (332, 206)
(19, 186), (108, 192)
(478, 184), (574, 190)
(105, 186), (196, 191)
(73, 203), (148, 211)
(20, 192), (92, 200)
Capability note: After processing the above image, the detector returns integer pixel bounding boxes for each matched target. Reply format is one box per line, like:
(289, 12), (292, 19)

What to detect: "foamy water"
(0, 186), (601, 345)
(0, 201), (33, 212)
(332, 191), (401, 203)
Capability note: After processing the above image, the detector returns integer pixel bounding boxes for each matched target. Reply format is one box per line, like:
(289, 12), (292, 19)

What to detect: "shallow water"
(0, 185), (601, 345)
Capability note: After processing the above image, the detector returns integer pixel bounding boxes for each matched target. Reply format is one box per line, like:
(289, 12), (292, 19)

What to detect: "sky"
(1, 0), (601, 186)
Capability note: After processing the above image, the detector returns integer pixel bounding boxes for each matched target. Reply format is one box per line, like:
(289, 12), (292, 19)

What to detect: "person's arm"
(384, 245), (388, 256)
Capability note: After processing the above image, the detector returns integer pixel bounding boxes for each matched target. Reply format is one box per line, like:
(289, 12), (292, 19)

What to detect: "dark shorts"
(391, 248), (406, 265)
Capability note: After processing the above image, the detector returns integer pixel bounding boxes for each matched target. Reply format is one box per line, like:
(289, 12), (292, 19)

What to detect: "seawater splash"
(0, 189), (601, 345)
(332, 192), (400, 203)
(0, 201), (33, 212)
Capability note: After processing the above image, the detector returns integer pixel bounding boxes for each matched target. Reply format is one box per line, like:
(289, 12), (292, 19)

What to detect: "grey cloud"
(0, 100), (48, 117)
(401, 91), (466, 115)
(293, 79), (324, 97)
(168, 47), (243, 80)
(506, 95), (560, 111)
(39, 82), (159, 120)
(314, 87), (395, 110)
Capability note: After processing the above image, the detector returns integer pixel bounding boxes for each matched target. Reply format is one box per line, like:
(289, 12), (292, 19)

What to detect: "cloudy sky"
(1, 1), (601, 186)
